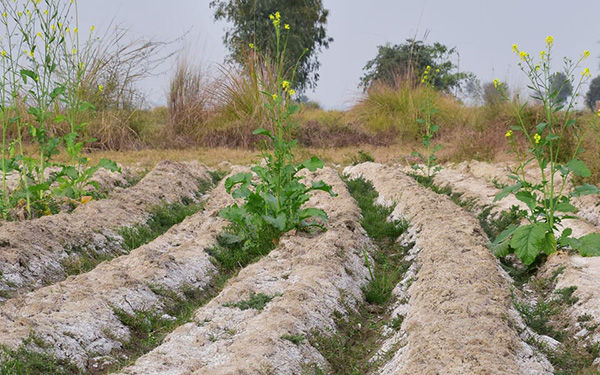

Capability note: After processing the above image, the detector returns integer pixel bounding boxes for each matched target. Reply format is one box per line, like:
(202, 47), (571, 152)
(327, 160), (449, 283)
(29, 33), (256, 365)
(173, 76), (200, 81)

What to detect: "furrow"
(344, 162), (551, 375)
(0, 168), (236, 371)
(116, 167), (372, 375)
(0, 160), (211, 301)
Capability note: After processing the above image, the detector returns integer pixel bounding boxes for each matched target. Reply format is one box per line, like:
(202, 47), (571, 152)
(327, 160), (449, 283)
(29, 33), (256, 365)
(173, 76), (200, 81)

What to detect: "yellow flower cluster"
(519, 51), (529, 61)
(281, 80), (296, 96)
(505, 130), (513, 138)
(421, 65), (432, 84)
(584, 50), (591, 59)
(534, 133), (541, 144)
(269, 11), (281, 27)
(582, 68), (591, 78)
(545, 35), (554, 47)
(493, 78), (500, 88)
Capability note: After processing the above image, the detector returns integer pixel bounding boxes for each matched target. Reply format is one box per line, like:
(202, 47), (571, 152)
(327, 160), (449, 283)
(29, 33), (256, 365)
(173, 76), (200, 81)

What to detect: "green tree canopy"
(548, 72), (573, 106)
(585, 76), (600, 111)
(359, 39), (473, 92)
(209, 0), (333, 92)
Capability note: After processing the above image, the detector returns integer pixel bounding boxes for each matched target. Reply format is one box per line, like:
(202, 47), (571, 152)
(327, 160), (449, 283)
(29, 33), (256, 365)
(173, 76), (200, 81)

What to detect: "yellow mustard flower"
(248, 43), (254, 49)
(289, 89), (296, 96)
(98, 84), (104, 92)
(275, 11), (280, 20)
(282, 80), (290, 90)
(597, 109), (600, 117)
(584, 50), (591, 59)
(272, 94), (278, 100)
(519, 51), (529, 61)
(2, 12), (7, 18)
(539, 50), (546, 59)
(534, 133), (541, 144)
(269, 14), (274, 20)
(90, 25), (95, 32)
(512, 44), (519, 53)
(493, 78), (500, 88)
(545, 35), (554, 46)
(582, 68), (591, 77)
(505, 130), (513, 138)
(36, 31), (42, 38)
(284, 24), (290, 30)
(73, 27), (78, 33)
(0, 50), (6, 57)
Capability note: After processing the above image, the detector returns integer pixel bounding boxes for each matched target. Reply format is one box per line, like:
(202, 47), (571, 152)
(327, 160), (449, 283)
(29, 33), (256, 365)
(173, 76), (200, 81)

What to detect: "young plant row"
(0, 0), (118, 220)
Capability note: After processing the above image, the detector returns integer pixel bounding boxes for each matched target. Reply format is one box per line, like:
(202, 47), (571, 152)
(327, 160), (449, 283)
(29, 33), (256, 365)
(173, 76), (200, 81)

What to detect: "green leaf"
(515, 191), (537, 211)
(545, 134), (559, 141)
(491, 225), (518, 257)
(567, 159), (591, 178)
(540, 231), (557, 256)
(299, 207), (327, 221)
(97, 158), (120, 172)
(510, 223), (547, 265)
(309, 180), (336, 196)
(572, 233), (600, 257)
(571, 184), (599, 197)
(555, 202), (577, 213)
(19, 69), (38, 83)
(494, 182), (522, 202)
(299, 156), (324, 172)
(558, 228), (573, 247)
(253, 127), (273, 139)
(263, 213), (287, 231)
(536, 122), (547, 133)
(224, 172), (252, 192)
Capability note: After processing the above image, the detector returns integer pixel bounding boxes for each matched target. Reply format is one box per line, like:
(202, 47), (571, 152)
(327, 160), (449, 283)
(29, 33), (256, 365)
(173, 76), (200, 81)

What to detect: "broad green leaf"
(571, 184), (599, 197)
(225, 172), (252, 192)
(567, 159), (591, 178)
(574, 233), (600, 257)
(19, 69), (37, 83)
(510, 223), (547, 265)
(494, 182), (522, 202)
(540, 231), (557, 256)
(515, 191), (537, 211)
(309, 180), (336, 196)
(558, 228), (573, 247)
(491, 225), (518, 257)
(263, 213), (287, 231)
(555, 202), (577, 213)
(299, 156), (324, 172)
(97, 158), (120, 172)
(299, 207), (327, 221)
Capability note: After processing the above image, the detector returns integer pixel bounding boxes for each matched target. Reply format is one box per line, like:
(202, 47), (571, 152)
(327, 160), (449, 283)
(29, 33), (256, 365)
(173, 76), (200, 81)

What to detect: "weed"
(223, 292), (278, 311)
(281, 334), (306, 345)
(350, 150), (374, 165)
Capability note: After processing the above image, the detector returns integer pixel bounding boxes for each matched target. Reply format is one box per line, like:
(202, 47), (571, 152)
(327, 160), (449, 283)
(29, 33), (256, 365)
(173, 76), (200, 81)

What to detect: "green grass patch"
(281, 334), (306, 345)
(108, 277), (228, 372)
(223, 292), (278, 311)
(307, 176), (412, 374)
(0, 337), (80, 375)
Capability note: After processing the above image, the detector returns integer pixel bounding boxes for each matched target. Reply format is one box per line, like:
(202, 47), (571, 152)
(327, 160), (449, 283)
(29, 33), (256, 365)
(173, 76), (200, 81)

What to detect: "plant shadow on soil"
(307, 176), (412, 375)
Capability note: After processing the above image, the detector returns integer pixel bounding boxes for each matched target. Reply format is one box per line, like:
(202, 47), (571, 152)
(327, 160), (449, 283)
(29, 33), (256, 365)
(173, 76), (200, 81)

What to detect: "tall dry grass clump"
(165, 57), (212, 147)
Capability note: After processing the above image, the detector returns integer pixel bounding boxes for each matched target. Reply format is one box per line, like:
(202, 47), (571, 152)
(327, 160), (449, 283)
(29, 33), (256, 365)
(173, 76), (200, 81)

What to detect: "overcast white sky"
(78, 0), (600, 109)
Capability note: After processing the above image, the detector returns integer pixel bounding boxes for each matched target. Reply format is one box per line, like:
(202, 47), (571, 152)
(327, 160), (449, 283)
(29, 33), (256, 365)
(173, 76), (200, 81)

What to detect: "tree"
(209, 0), (333, 92)
(548, 72), (573, 106)
(585, 76), (600, 111)
(359, 39), (473, 92)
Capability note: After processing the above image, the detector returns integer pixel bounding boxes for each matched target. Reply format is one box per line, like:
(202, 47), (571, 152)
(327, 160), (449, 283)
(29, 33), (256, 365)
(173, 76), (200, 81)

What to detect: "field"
(2, 1), (600, 374)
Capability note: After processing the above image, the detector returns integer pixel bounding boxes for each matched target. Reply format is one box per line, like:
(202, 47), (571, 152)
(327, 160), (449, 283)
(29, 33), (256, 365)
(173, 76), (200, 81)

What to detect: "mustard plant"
(219, 11), (335, 251)
(0, 0), (119, 218)
(492, 37), (600, 265)
(412, 65), (442, 178)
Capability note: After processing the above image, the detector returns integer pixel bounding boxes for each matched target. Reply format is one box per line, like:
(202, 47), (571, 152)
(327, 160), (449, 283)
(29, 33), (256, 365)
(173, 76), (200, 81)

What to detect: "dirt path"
(115, 167), (373, 375)
(344, 162), (551, 375)
(0, 160), (211, 301)
(0, 167), (236, 370)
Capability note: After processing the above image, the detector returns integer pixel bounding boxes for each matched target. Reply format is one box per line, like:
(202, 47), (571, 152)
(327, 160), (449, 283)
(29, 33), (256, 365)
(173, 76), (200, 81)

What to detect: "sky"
(77, 0), (600, 110)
